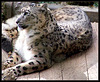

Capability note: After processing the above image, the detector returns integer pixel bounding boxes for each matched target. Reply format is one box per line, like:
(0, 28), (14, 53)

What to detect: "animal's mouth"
(18, 24), (28, 29)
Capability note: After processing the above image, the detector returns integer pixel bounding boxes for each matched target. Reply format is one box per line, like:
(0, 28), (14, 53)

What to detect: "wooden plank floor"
(17, 22), (98, 80)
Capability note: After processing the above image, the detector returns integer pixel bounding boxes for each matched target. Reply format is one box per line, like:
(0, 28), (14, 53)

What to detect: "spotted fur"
(2, 4), (92, 80)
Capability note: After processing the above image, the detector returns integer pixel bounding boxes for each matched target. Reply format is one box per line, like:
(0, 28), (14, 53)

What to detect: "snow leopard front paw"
(2, 68), (17, 80)
(2, 62), (11, 70)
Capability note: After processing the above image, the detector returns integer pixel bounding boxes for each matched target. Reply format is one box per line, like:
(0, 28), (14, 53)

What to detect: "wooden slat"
(17, 72), (39, 80)
(61, 52), (88, 80)
(39, 63), (62, 80)
(85, 22), (98, 80)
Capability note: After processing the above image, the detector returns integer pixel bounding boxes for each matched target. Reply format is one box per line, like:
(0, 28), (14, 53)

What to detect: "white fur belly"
(15, 38), (34, 61)
(15, 35), (25, 60)
(22, 48), (35, 61)
(15, 31), (34, 61)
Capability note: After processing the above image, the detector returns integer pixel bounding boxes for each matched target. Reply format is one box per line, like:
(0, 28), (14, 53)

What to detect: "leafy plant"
(93, 2), (98, 7)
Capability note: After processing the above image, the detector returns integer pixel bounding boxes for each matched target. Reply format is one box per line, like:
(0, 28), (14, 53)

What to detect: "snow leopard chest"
(14, 30), (34, 61)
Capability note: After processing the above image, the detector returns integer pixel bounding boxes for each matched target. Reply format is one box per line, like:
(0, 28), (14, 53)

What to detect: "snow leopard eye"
(29, 3), (35, 7)
(24, 11), (29, 15)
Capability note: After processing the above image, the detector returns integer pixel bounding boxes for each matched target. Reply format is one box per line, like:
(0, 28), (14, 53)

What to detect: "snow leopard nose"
(16, 19), (20, 24)
(16, 17), (22, 24)
(16, 18), (21, 24)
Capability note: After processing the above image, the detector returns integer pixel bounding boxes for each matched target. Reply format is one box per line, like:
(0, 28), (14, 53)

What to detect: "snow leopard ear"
(41, 4), (47, 9)
(39, 4), (48, 12)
